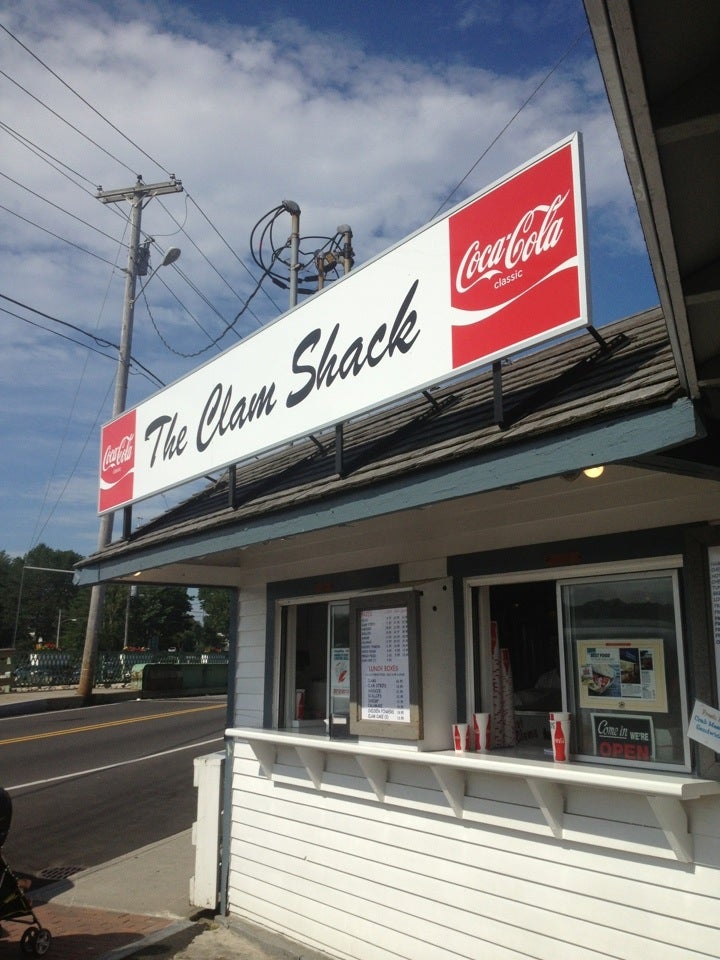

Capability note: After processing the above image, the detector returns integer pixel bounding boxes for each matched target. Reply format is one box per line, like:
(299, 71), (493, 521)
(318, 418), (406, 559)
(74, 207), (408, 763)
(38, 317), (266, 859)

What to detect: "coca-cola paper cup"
(295, 689), (305, 720)
(473, 712), (492, 752)
(452, 723), (469, 753)
(549, 711), (571, 762)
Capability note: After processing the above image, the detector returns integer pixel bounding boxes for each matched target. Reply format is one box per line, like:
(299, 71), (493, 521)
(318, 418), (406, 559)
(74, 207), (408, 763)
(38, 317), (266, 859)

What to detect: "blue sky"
(0, 0), (658, 559)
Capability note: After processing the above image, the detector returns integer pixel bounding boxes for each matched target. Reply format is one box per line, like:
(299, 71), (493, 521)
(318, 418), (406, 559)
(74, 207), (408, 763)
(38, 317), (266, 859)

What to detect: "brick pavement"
(0, 900), (176, 958)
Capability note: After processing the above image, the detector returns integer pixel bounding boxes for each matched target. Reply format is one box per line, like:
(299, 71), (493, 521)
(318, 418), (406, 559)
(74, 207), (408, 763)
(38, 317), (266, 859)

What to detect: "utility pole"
(338, 225), (354, 276)
(77, 176), (183, 702)
(283, 200), (301, 309)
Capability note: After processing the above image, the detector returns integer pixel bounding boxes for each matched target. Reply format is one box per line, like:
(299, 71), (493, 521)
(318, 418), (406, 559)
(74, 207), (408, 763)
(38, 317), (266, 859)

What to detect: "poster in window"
(576, 639), (667, 712)
(349, 591), (422, 738)
(331, 643), (350, 715)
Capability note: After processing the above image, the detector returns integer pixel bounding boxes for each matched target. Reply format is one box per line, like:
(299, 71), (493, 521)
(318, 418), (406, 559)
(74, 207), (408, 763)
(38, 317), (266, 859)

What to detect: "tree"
(101, 584), (194, 651)
(0, 551), (23, 647)
(10, 545), (84, 651)
(197, 587), (232, 650)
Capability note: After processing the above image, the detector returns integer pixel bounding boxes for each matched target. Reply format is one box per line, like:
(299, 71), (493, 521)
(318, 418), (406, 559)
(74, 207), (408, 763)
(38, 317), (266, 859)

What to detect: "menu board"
(360, 606), (411, 722)
(349, 591), (422, 738)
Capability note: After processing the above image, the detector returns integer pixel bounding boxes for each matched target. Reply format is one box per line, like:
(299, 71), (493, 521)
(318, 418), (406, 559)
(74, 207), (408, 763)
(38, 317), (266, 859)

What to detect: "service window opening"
(470, 565), (690, 769)
(473, 580), (562, 753)
(278, 599), (350, 735)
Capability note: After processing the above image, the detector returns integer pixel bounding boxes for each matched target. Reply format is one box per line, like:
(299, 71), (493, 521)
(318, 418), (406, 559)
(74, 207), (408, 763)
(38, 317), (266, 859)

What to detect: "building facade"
(76, 3), (720, 957)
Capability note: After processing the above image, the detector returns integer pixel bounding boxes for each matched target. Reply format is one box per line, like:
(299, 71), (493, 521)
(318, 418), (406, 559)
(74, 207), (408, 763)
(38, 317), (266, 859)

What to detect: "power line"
(0, 202), (120, 268)
(2, 23), (286, 377)
(0, 168), (122, 244)
(142, 255), (279, 359)
(186, 192), (282, 313)
(156, 195), (265, 326)
(0, 21), (172, 179)
(0, 121), (152, 255)
(0, 293), (165, 387)
(0, 120), (98, 191)
(430, 27), (589, 220)
(2, 76), (270, 352)
(0, 68), (138, 178)
(2, 22), (275, 323)
(26, 234), (128, 553)
(1, 304), (119, 363)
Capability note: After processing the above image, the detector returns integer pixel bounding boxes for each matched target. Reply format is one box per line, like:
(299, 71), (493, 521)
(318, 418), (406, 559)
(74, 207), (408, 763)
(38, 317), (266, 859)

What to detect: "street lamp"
(56, 610), (81, 650)
(134, 246), (181, 302)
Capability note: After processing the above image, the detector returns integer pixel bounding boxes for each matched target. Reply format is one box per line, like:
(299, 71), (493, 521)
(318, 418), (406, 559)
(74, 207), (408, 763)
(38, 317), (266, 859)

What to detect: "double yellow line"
(0, 703), (225, 747)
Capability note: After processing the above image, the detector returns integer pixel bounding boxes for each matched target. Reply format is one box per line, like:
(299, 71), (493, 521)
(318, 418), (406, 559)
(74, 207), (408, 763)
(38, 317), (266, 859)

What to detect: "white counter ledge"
(227, 726), (720, 863)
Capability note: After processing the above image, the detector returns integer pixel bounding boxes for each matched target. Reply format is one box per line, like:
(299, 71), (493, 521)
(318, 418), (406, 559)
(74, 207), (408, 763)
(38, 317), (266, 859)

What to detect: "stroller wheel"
(19, 927), (51, 956)
(33, 928), (52, 956)
(20, 928), (37, 954)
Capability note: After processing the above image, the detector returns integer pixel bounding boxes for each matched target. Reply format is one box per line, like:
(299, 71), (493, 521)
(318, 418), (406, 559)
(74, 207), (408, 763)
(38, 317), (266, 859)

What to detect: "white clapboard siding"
(232, 586), (266, 728)
(230, 757), (677, 909)
(230, 782), (718, 959)
(231, 748), (714, 897)
(227, 742), (720, 960)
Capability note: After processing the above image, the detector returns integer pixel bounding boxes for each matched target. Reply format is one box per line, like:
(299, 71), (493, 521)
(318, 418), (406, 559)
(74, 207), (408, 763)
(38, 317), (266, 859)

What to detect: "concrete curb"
(0, 690), (138, 718)
(99, 919), (197, 960)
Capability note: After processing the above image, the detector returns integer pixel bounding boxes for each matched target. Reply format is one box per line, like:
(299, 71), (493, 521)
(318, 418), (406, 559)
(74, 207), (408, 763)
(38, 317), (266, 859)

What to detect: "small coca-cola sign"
(99, 409), (136, 512)
(449, 137), (585, 368)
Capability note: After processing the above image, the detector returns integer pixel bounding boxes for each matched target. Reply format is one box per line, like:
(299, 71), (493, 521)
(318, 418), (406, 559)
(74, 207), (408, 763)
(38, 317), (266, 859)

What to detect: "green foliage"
(1, 545), (84, 650)
(197, 587), (232, 650)
(1, 545), (197, 655)
(0, 551), (23, 647)
(104, 583), (194, 651)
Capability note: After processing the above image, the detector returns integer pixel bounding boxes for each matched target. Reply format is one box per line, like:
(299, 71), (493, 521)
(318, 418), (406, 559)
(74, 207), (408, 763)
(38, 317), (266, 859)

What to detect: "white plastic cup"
(473, 712), (492, 752)
(549, 712), (571, 762)
(452, 722), (469, 752)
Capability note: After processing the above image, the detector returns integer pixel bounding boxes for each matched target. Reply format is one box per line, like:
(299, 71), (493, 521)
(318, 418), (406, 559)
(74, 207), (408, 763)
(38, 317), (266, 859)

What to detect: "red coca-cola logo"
(449, 140), (581, 368)
(99, 409), (136, 512)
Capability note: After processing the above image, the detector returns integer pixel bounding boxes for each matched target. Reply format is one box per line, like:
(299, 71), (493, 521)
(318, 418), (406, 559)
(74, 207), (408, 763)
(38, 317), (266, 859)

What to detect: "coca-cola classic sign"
(99, 409), (136, 512)
(99, 134), (588, 514)
(449, 138), (584, 367)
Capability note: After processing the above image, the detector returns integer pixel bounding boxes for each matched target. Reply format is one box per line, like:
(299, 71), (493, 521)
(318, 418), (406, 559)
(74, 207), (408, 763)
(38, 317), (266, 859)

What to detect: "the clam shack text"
(144, 279), (421, 469)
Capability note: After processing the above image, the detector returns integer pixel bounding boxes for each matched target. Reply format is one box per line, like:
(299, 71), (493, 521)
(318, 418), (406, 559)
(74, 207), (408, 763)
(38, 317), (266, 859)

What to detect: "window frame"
(273, 585), (420, 738)
(463, 554), (689, 771)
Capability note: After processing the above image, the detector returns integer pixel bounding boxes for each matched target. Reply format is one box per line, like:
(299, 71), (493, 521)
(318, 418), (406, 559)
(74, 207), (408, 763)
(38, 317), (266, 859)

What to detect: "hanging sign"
(591, 713), (655, 761)
(99, 133), (589, 513)
(688, 700), (720, 753)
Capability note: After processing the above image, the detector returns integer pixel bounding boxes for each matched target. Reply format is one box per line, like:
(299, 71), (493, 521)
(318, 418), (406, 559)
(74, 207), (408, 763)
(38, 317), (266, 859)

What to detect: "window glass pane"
(472, 582), (561, 754)
(561, 573), (687, 767)
(489, 582), (561, 710)
(329, 602), (350, 736)
(284, 602), (328, 728)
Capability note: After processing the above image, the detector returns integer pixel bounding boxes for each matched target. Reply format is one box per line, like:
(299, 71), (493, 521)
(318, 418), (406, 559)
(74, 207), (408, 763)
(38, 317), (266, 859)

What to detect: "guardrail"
(7, 651), (228, 690)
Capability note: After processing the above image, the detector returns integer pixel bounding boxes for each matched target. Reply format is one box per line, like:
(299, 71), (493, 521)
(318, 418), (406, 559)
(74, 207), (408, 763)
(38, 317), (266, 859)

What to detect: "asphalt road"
(0, 696), (227, 882)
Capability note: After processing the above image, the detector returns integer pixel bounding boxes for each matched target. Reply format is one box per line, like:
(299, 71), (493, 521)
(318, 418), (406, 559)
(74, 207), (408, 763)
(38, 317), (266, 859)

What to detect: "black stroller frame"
(0, 855), (52, 955)
(1, 790), (52, 955)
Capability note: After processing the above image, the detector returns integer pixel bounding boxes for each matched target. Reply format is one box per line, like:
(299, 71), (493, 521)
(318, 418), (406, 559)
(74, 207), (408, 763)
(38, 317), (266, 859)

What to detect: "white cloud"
(0, 0), (656, 556)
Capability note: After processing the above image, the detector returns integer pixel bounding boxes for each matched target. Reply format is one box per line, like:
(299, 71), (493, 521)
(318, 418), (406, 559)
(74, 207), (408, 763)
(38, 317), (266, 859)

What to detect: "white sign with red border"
(99, 133), (589, 514)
